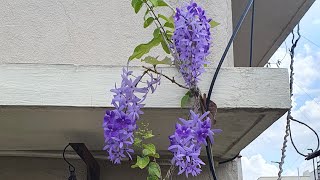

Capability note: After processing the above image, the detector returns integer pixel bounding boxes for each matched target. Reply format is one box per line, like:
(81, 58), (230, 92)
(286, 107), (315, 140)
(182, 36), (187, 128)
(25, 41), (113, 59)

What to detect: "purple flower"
(168, 110), (221, 177)
(173, 2), (211, 87)
(103, 68), (161, 164)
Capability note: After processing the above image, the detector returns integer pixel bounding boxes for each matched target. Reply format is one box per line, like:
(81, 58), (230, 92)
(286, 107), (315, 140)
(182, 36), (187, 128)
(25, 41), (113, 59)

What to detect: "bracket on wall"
(69, 143), (100, 180)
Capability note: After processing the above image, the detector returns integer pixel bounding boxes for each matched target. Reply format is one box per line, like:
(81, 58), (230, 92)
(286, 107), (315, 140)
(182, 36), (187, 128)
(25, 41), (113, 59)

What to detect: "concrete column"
(216, 157), (243, 180)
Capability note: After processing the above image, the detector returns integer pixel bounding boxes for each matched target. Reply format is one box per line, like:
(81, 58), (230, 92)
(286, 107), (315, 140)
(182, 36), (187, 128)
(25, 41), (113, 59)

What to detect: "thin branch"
(142, 66), (189, 89)
(144, 2), (173, 44)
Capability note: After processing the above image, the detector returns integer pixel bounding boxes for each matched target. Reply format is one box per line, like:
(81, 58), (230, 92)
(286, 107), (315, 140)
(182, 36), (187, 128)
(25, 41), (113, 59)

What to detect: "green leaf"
(141, 56), (172, 65)
(134, 137), (142, 146)
(153, 28), (160, 38)
(181, 91), (192, 108)
(148, 162), (161, 178)
(209, 20), (220, 28)
(143, 144), (156, 155)
(144, 17), (154, 28)
(143, 149), (153, 156)
(129, 36), (161, 61)
(158, 14), (169, 22)
(158, 0), (168, 6)
(168, 16), (174, 24)
(147, 176), (158, 180)
(132, 0), (143, 14)
(164, 22), (174, 29)
(131, 0), (139, 8)
(161, 40), (170, 54)
(152, 153), (160, 158)
(131, 164), (139, 168)
(149, 0), (158, 7)
(144, 9), (150, 20)
(134, 156), (150, 169)
(143, 130), (155, 139)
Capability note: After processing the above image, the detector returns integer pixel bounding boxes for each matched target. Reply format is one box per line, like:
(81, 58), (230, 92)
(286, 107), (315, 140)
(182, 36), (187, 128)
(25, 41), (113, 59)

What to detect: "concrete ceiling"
(0, 106), (286, 160)
(232, 0), (314, 67)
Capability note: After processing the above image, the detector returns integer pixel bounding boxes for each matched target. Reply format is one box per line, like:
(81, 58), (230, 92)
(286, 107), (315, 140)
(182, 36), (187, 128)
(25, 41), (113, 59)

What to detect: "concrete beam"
(0, 64), (290, 109)
(0, 64), (290, 160)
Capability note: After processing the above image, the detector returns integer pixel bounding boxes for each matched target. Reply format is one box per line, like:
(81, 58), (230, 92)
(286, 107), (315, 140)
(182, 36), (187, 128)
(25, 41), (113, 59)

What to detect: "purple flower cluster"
(173, 2), (212, 87)
(168, 110), (221, 177)
(103, 68), (160, 164)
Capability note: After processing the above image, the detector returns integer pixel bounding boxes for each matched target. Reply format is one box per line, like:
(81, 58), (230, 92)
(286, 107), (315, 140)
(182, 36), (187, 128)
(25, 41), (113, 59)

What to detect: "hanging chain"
(277, 24), (301, 180)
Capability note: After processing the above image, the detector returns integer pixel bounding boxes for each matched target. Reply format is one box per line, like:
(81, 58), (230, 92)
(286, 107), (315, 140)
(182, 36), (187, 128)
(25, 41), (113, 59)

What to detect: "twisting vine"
(102, 0), (221, 179)
(277, 24), (301, 180)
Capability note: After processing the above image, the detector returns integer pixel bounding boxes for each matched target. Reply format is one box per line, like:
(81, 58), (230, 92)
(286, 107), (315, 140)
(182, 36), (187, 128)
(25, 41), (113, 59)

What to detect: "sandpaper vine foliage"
(102, 0), (221, 179)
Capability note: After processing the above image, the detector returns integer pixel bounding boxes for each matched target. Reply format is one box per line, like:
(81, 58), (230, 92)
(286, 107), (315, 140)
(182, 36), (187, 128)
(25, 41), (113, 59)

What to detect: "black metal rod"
(206, 0), (255, 109)
(308, 149), (317, 180)
(204, 1), (255, 179)
(69, 143), (100, 180)
(306, 150), (320, 160)
(249, 0), (255, 67)
(205, 140), (217, 180)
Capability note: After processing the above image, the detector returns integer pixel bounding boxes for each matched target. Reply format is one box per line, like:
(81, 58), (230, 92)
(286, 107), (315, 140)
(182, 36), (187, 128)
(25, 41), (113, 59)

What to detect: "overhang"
(233, 0), (315, 67)
(0, 64), (290, 160)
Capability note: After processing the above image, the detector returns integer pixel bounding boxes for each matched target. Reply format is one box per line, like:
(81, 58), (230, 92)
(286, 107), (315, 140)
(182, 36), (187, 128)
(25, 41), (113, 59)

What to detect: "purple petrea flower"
(168, 110), (221, 177)
(173, 2), (212, 88)
(103, 68), (161, 164)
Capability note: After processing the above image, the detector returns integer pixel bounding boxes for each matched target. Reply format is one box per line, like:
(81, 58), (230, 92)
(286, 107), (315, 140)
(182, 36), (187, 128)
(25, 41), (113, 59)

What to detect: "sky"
(241, 1), (320, 180)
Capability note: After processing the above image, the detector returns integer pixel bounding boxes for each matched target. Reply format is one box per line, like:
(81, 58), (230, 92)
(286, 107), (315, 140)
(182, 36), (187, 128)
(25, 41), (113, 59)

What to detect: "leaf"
(164, 22), (174, 29)
(134, 137), (142, 146)
(147, 176), (158, 180)
(149, 0), (158, 7)
(144, 9), (150, 20)
(161, 39), (170, 54)
(153, 28), (160, 38)
(168, 16), (174, 24)
(143, 143), (156, 155)
(143, 130), (155, 139)
(144, 17), (154, 28)
(131, 164), (139, 168)
(158, 0), (168, 6)
(158, 14), (169, 22)
(131, 0), (139, 8)
(132, 0), (143, 14)
(209, 20), (220, 28)
(134, 156), (150, 169)
(152, 153), (160, 158)
(148, 162), (161, 178)
(143, 149), (153, 156)
(181, 91), (192, 108)
(141, 56), (172, 66)
(201, 94), (218, 125)
(129, 36), (161, 61)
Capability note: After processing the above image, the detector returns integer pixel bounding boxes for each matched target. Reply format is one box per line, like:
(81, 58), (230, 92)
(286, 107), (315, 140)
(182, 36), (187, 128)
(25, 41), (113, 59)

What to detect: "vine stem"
(144, 2), (172, 43)
(142, 66), (189, 89)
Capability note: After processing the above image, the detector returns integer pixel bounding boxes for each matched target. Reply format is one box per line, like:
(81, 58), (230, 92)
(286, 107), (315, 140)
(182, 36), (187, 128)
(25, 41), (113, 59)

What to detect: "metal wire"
(206, 0), (255, 109)
(204, 0), (255, 176)
(289, 118), (320, 156)
(249, 0), (255, 67)
(63, 144), (76, 172)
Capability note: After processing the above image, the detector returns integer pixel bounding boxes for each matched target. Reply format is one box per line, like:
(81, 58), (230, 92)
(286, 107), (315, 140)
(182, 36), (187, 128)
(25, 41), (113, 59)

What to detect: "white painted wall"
(216, 158), (243, 180)
(0, 0), (234, 67)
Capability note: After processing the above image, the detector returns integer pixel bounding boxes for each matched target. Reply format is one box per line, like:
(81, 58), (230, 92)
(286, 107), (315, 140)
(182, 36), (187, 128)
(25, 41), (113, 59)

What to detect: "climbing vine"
(102, 0), (221, 179)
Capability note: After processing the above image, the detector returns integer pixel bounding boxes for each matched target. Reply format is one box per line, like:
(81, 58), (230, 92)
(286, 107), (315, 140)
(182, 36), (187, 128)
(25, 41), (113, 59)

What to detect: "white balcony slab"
(233, 0), (315, 67)
(0, 64), (290, 160)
